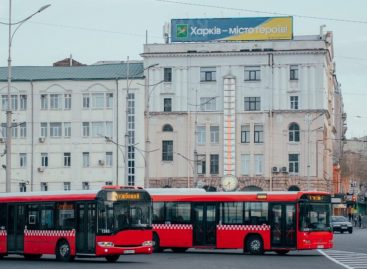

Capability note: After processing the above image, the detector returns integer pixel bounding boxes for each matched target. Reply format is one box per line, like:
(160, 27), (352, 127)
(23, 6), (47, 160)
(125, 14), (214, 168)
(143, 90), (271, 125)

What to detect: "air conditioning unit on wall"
(38, 167), (45, 172)
(39, 137), (45, 143)
(272, 167), (278, 173)
(281, 167), (288, 173)
(99, 160), (105, 166)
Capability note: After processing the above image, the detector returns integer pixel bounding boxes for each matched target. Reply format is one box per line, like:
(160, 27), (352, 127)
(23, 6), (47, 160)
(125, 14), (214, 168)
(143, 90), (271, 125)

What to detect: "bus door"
(76, 202), (97, 254)
(192, 203), (217, 246)
(269, 203), (296, 248)
(7, 204), (25, 253)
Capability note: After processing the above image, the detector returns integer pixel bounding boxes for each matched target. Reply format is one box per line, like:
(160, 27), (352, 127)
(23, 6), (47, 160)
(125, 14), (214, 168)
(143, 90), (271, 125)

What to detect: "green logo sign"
(176, 24), (188, 38)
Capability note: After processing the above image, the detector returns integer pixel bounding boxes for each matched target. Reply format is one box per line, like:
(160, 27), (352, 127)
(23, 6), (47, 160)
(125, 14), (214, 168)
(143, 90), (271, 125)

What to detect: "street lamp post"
(5, 1), (50, 192)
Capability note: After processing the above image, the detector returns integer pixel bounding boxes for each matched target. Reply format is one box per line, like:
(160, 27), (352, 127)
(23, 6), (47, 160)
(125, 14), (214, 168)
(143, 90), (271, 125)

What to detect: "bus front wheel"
(56, 240), (73, 262)
(246, 235), (264, 255)
(105, 255), (120, 262)
(153, 233), (163, 253)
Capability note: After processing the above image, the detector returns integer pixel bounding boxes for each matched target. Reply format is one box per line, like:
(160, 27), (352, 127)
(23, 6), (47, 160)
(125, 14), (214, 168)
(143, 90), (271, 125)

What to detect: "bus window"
(56, 202), (74, 230)
(41, 204), (55, 229)
(153, 202), (165, 224)
(244, 202), (268, 225)
(27, 204), (40, 230)
(299, 203), (330, 231)
(221, 202), (243, 224)
(98, 201), (114, 234)
(166, 202), (191, 224)
(0, 204), (6, 229)
(130, 201), (151, 227)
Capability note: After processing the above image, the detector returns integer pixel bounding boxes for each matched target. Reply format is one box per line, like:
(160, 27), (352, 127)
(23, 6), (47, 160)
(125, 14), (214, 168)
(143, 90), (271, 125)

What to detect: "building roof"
(0, 62), (144, 82)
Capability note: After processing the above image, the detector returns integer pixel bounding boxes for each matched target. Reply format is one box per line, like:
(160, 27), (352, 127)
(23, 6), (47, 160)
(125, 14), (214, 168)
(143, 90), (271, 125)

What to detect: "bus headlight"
(142, 241), (153, 246)
(98, 242), (114, 247)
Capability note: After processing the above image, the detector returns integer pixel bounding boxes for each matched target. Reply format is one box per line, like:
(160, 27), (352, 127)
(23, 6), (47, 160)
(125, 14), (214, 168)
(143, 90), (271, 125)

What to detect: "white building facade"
(0, 62), (146, 192)
(142, 32), (342, 192)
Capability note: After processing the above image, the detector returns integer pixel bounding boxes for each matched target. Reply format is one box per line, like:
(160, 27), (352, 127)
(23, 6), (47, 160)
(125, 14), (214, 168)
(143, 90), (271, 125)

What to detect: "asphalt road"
(1, 229), (366, 269)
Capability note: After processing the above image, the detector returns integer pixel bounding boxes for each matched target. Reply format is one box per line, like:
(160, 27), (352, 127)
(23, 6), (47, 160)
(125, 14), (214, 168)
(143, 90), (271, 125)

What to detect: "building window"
(244, 97), (261, 111)
(106, 152), (113, 167)
(64, 94), (72, 109)
(1, 95), (8, 110)
(20, 95), (27, 110)
(19, 182), (26, 192)
(290, 96), (299, 110)
(64, 122), (71, 137)
(162, 124), (173, 132)
(200, 67), (216, 82)
(197, 154), (206, 175)
(210, 126), (219, 144)
(20, 153), (27, 168)
(82, 94), (90, 108)
(254, 124), (264, 143)
(91, 122), (103, 137)
(255, 154), (264, 175)
(241, 125), (250, 143)
(289, 123), (300, 142)
(40, 122), (48, 137)
(50, 122), (62, 137)
(41, 153), (48, 167)
(106, 93), (113, 108)
(50, 94), (62, 109)
(82, 152), (90, 167)
(92, 93), (104, 109)
(290, 65), (299, 80)
(241, 154), (250, 175)
(289, 154), (299, 174)
(245, 66), (261, 81)
(127, 93), (136, 186)
(64, 182), (71, 191)
(164, 68), (172, 82)
(200, 97), (216, 111)
(164, 98), (172, 112)
(210, 154), (219, 174)
(11, 123), (18, 138)
(11, 95), (18, 110)
(162, 140), (173, 161)
(64, 153), (71, 167)
(82, 182), (90, 190)
(41, 94), (48, 110)
(19, 122), (27, 138)
(197, 126), (206, 145)
(41, 182), (48, 191)
(82, 122), (90, 137)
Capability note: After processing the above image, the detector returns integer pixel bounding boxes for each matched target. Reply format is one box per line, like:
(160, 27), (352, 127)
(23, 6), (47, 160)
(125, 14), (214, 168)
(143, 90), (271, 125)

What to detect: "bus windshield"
(299, 202), (331, 232)
(98, 200), (151, 234)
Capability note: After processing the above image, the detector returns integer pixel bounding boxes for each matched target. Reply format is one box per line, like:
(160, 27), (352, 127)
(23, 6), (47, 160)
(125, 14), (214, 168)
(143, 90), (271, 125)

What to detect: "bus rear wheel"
(105, 255), (120, 262)
(246, 235), (264, 255)
(56, 240), (73, 262)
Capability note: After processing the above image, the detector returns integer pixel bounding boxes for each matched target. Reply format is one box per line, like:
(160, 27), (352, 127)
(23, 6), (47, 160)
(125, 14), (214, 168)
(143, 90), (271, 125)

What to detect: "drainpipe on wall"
(31, 80), (34, 191)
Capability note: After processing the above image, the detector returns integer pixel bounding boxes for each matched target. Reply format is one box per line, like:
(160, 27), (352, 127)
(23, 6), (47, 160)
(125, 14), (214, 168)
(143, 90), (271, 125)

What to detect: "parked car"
(331, 216), (353, 233)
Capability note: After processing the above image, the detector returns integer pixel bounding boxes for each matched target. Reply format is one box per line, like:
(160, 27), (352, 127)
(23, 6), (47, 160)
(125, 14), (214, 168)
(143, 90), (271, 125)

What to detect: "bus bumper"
(96, 242), (153, 256)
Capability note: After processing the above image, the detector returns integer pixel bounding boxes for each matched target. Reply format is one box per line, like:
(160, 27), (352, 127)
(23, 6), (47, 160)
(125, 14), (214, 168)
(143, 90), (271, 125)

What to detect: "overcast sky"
(0, 0), (366, 138)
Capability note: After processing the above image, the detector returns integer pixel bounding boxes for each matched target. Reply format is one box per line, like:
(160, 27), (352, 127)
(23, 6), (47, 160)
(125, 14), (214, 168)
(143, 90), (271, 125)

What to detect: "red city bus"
(0, 186), (153, 262)
(148, 189), (333, 255)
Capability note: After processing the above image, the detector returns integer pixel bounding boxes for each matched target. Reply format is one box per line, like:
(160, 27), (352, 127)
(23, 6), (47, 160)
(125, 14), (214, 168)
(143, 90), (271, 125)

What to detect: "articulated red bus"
(0, 186), (153, 262)
(148, 189), (333, 255)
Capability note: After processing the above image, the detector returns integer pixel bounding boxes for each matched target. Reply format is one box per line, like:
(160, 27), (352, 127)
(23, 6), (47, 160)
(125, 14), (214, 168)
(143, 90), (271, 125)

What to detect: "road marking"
(319, 249), (367, 269)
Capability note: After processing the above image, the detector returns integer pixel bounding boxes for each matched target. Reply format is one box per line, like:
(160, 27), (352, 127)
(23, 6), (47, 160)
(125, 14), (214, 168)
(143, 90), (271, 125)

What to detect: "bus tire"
(171, 248), (188, 253)
(246, 235), (264, 255)
(24, 254), (42, 260)
(56, 240), (73, 262)
(153, 233), (163, 253)
(275, 250), (289, 255)
(105, 255), (120, 262)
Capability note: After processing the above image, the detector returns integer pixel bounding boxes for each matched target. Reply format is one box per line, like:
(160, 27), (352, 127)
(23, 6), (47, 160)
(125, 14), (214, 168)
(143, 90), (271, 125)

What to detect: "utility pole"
(124, 57), (130, 186)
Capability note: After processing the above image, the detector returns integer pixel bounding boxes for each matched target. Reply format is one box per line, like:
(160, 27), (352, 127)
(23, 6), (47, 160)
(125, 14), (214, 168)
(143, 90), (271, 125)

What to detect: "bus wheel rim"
(60, 244), (69, 257)
(251, 240), (260, 250)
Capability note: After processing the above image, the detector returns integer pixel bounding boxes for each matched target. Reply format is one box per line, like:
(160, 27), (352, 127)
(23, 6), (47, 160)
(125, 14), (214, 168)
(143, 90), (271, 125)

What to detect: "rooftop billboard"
(171, 17), (293, 42)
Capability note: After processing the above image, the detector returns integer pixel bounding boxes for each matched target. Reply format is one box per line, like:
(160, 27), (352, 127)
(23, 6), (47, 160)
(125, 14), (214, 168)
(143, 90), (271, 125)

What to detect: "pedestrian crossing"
(319, 249), (367, 269)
